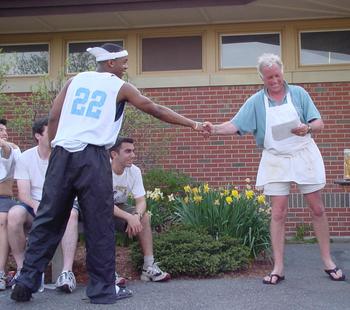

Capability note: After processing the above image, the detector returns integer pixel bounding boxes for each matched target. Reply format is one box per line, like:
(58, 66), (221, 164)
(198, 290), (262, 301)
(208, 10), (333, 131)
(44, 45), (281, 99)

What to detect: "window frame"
(65, 39), (125, 75)
(139, 33), (205, 75)
(298, 28), (350, 69)
(219, 31), (282, 70)
(0, 42), (50, 77)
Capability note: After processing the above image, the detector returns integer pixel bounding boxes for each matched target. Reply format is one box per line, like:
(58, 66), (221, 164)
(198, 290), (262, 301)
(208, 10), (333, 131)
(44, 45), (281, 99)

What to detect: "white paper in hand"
(271, 119), (300, 141)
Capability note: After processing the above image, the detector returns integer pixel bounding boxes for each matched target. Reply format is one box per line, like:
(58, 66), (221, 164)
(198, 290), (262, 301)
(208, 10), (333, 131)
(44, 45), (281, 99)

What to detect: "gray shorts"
(0, 196), (20, 212)
(115, 203), (136, 233)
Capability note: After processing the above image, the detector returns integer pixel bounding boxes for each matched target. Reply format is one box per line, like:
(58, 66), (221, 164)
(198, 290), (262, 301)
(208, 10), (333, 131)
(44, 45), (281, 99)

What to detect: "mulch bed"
(6, 242), (272, 284)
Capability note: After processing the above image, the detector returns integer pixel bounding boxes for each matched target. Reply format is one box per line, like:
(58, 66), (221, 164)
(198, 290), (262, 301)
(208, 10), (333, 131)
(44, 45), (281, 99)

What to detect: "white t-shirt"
(14, 146), (48, 201)
(112, 164), (146, 204)
(0, 146), (21, 182)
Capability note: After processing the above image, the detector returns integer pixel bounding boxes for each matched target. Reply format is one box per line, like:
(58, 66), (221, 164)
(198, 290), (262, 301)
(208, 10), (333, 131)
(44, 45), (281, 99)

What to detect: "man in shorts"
(8, 117), (79, 293)
(111, 137), (170, 284)
(0, 118), (21, 290)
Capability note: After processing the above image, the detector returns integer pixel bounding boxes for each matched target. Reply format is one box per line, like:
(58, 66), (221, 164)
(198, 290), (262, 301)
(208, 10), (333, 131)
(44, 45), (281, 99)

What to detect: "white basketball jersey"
(52, 71), (125, 152)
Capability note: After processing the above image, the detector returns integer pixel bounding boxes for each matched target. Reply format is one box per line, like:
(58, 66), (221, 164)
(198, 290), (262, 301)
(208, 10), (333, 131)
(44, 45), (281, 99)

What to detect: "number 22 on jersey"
(71, 87), (107, 119)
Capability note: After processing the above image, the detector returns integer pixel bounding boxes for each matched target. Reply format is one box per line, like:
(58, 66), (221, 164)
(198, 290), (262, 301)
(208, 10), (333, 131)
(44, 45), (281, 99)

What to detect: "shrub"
(130, 226), (250, 277)
(143, 168), (194, 196)
(174, 182), (271, 258)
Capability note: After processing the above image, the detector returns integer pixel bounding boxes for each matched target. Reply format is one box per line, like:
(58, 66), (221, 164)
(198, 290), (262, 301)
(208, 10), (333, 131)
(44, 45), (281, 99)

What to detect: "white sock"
(143, 256), (154, 269)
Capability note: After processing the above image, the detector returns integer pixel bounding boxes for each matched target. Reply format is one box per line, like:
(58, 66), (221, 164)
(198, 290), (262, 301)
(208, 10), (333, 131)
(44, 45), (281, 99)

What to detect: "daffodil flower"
(245, 190), (254, 200)
(184, 185), (191, 193)
(225, 196), (233, 204)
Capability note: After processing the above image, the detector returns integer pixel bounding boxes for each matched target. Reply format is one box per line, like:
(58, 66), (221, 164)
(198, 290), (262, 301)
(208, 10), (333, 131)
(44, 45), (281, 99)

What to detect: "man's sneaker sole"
(11, 283), (32, 302)
(140, 273), (171, 282)
(56, 284), (73, 293)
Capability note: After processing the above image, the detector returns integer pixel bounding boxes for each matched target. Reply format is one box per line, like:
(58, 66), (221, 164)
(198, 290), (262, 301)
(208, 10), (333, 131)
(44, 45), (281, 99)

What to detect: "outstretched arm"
(118, 83), (204, 131)
(203, 121), (239, 136)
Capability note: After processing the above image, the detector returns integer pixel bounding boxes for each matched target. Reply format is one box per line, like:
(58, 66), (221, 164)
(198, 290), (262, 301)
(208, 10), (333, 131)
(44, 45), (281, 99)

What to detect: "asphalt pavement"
(1, 242), (350, 310)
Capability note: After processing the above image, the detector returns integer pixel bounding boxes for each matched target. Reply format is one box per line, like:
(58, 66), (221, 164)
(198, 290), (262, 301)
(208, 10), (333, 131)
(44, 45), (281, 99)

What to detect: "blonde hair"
(257, 53), (283, 78)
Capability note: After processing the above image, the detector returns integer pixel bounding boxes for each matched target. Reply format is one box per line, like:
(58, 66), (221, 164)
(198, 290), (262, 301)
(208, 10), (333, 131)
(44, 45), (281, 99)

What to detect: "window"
(142, 36), (202, 72)
(300, 30), (350, 65)
(67, 40), (124, 74)
(0, 43), (49, 76)
(220, 33), (280, 69)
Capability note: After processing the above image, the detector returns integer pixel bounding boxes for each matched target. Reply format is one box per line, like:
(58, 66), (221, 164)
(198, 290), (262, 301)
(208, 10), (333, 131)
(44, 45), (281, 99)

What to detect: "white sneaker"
(115, 284), (133, 300)
(55, 271), (76, 293)
(0, 271), (6, 290)
(140, 263), (171, 282)
(115, 272), (126, 287)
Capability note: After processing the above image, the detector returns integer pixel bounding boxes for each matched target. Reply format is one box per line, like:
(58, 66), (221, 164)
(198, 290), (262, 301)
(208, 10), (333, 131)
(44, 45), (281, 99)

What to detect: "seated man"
(7, 117), (79, 293)
(0, 119), (21, 290)
(110, 137), (170, 283)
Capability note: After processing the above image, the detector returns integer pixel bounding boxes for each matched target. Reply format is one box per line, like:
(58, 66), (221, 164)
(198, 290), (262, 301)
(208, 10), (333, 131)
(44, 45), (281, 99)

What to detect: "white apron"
(256, 93), (325, 188)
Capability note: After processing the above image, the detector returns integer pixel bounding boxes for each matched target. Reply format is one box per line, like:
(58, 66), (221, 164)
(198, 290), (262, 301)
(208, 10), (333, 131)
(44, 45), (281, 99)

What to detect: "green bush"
(143, 168), (194, 196)
(130, 226), (250, 277)
(174, 183), (271, 258)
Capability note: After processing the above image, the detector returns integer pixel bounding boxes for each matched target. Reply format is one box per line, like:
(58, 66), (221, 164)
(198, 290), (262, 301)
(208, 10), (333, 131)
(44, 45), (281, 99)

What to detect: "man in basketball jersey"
(12, 43), (205, 304)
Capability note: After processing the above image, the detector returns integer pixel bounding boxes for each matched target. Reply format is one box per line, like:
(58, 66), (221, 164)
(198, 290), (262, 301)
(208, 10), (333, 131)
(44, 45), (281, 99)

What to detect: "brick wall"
(3, 81), (350, 237)
(139, 82), (350, 238)
(140, 82), (350, 190)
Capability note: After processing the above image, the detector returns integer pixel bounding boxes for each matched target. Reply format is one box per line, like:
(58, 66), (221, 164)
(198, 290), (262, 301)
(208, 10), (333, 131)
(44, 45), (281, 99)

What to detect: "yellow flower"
(257, 194), (266, 205)
(184, 185), (191, 193)
(184, 196), (189, 204)
(193, 195), (202, 204)
(192, 187), (199, 194)
(225, 196), (233, 204)
(203, 183), (210, 193)
(214, 199), (220, 206)
(223, 189), (229, 196)
(231, 189), (240, 198)
(245, 190), (254, 200)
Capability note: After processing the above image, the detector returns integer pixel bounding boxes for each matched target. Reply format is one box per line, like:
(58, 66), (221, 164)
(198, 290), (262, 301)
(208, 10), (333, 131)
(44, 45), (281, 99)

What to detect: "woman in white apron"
(203, 53), (345, 285)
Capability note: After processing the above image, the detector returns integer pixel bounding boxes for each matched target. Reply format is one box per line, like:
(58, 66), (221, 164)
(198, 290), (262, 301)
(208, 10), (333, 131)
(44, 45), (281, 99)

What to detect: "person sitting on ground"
(7, 117), (79, 293)
(0, 119), (21, 290)
(110, 137), (170, 283)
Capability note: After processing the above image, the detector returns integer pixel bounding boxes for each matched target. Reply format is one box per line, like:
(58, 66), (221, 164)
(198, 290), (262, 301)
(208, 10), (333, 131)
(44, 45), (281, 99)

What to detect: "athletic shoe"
(11, 283), (32, 302)
(115, 284), (133, 300)
(140, 262), (171, 282)
(115, 272), (126, 287)
(55, 270), (76, 293)
(0, 271), (6, 290)
(8, 270), (21, 288)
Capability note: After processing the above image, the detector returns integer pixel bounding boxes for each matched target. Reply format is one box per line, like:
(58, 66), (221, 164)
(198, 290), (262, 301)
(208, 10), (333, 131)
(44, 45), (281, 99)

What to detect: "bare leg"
(264, 195), (288, 283)
(7, 206), (33, 270)
(61, 209), (79, 271)
(0, 212), (9, 272)
(137, 213), (153, 257)
(304, 190), (343, 279)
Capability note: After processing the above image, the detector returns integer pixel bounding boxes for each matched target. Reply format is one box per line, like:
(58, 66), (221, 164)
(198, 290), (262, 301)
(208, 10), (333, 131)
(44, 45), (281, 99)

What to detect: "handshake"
(192, 121), (215, 138)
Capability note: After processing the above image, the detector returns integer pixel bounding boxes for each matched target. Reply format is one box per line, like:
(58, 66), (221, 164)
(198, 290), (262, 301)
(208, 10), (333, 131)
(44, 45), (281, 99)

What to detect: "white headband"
(86, 47), (128, 61)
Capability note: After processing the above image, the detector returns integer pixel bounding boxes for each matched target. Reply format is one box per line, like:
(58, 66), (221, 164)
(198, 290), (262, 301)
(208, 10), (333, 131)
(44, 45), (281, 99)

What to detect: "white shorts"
(263, 182), (325, 196)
